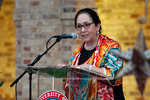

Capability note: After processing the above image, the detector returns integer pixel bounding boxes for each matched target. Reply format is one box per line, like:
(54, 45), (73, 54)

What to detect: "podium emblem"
(38, 90), (68, 100)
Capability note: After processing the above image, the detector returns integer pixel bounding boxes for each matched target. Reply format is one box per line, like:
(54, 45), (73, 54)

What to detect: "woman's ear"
(96, 23), (101, 32)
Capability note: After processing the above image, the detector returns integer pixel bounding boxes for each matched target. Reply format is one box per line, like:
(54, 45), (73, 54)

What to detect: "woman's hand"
(78, 64), (90, 70)
(78, 64), (102, 74)
(57, 64), (66, 68)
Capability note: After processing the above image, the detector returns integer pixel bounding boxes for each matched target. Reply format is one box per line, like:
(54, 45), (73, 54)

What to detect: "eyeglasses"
(76, 22), (94, 31)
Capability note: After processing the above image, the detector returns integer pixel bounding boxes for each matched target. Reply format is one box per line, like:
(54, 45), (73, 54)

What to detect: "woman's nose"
(81, 26), (86, 32)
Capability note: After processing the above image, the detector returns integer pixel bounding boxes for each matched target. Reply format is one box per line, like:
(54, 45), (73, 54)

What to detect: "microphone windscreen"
(72, 33), (78, 40)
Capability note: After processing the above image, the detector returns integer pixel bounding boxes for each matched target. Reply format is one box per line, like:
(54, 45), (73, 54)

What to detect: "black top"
(78, 46), (96, 65)
(78, 46), (125, 100)
(112, 85), (125, 100)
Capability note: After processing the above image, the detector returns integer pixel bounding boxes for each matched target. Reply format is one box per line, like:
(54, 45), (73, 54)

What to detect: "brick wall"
(13, 0), (76, 99)
(96, 0), (150, 100)
(0, 0), (16, 99)
(96, 0), (150, 50)
(0, 0), (150, 99)
(13, 0), (96, 100)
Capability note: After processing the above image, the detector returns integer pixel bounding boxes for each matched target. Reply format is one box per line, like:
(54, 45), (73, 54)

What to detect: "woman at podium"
(63, 8), (125, 100)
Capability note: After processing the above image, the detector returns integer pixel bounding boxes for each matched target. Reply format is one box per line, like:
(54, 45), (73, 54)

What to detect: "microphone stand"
(10, 37), (62, 100)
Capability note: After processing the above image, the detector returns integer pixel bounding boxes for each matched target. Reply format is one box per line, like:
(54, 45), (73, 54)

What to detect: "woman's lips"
(81, 34), (88, 37)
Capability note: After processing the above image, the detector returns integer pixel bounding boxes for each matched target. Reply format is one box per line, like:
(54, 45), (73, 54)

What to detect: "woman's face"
(76, 13), (100, 45)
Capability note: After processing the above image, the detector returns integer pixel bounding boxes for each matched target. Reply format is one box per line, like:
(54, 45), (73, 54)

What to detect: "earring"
(97, 31), (99, 35)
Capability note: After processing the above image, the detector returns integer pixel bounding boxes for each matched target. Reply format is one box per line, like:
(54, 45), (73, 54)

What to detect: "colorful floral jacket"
(64, 34), (123, 100)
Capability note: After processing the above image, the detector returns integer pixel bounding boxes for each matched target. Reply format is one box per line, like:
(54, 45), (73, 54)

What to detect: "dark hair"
(75, 8), (102, 33)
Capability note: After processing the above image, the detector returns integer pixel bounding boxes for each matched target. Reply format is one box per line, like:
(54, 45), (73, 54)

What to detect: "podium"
(17, 65), (115, 100)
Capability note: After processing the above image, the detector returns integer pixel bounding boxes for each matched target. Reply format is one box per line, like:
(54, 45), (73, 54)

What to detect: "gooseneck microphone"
(52, 33), (78, 40)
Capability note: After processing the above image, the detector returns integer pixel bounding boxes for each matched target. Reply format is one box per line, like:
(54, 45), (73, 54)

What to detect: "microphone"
(53, 33), (78, 40)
